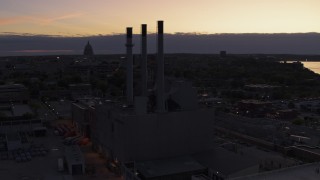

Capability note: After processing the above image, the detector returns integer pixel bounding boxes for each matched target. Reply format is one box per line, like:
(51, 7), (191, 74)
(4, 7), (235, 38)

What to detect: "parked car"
(64, 135), (81, 145)
(69, 136), (83, 145)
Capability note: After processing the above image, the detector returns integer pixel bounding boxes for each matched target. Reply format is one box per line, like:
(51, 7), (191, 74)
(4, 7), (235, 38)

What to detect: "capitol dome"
(83, 41), (94, 56)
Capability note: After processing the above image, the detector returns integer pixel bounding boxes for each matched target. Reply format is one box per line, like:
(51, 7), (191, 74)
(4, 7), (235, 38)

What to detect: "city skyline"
(1, 33), (320, 56)
(1, 0), (320, 36)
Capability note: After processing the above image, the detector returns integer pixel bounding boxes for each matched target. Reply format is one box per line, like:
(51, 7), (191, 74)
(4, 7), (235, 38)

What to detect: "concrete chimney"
(141, 24), (148, 96)
(126, 27), (134, 105)
(156, 21), (166, 112)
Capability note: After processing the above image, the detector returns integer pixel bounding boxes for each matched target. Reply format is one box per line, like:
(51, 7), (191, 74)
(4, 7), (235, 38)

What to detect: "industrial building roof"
(194, 145), (297, 178)
(230, 163), (320, 180)
(136, 156), (206, 178)
(12, 104), (33, 117)
(194, 147), (258, 176)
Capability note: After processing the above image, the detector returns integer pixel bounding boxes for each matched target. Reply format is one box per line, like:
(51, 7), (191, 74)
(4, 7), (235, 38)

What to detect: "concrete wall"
(111, 109), (215, 162)
(72, 103), (90, 136)
(91, 102), (216, 163)
(72, 103), (88, 124)
(93, 104), (116, 159)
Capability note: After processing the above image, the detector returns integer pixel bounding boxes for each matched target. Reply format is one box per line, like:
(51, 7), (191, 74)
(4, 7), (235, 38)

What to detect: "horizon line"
(1, 32), (320, 38)
(2, 52), (320, 58)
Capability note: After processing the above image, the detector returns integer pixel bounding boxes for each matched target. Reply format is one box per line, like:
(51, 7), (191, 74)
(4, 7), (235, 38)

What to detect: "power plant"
(71, 20), (215, 177)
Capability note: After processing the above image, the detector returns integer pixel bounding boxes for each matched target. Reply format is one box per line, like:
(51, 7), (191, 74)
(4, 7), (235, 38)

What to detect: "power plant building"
(72, 21), (216, 179)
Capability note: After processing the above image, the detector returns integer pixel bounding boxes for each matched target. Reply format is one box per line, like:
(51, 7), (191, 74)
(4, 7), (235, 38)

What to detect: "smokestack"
(156, 21), (166, 112)
(126, 27), (134, 105)
(141, 24), (148, 96)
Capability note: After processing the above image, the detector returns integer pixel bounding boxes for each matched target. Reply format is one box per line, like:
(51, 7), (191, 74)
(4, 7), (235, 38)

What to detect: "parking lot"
(1, 144), (49, 162)
(0, 126), (121, 180)
(0, 129), (64, 180)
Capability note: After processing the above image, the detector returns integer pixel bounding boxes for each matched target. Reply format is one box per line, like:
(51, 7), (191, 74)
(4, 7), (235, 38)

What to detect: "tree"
(292, 118), (303, 125)
(97, 81), (108, 97)
(288, 101), (295, 109)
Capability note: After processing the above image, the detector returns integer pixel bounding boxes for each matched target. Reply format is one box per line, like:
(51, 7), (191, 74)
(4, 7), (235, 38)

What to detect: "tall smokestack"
(141, 24), (148, 96)
(156, 21), (166, 112)
(126, 27), (134, 105)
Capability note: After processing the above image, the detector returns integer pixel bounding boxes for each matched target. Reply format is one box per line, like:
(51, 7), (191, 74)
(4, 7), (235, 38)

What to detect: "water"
(283, 61), (320, 75)
(301, 62), (320, 75)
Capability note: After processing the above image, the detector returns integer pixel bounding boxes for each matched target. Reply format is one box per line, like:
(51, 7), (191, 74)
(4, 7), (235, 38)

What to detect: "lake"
(284, 61), (320, 75)
(301, 62), (320, 75)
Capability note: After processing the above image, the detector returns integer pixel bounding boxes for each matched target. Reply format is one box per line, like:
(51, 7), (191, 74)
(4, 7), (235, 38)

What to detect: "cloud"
(37, 13), (84, 25)
(0, 17), (25, 25)
(0, 13), (84, 26)
(11, 50), (74, 53)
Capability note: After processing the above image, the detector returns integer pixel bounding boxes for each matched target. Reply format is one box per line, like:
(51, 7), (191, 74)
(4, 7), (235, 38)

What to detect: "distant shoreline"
(1, 54), (320, 60)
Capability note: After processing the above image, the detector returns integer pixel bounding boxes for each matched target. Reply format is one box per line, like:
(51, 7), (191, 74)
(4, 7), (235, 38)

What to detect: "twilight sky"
(1, 0), (320, 35)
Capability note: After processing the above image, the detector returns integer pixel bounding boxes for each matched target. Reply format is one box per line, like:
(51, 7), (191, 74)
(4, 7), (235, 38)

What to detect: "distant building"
(276, 109), (298, 120)
(220, 51), (227, 58)
(237, 100), (273, 118)
(0, 103), (39, 124)
(0, 84), (29, 103)
(13, 64), (33, 73)
(69, 83), (92, 100)
(244, 84), (279, 91)
(67, 62), (118, 78)
(83, 41), (94, 56)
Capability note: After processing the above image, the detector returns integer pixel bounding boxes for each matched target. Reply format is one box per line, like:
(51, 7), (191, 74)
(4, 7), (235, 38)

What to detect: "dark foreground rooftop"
(231, 162), (320, 180)
(136, 156), (206, 179)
